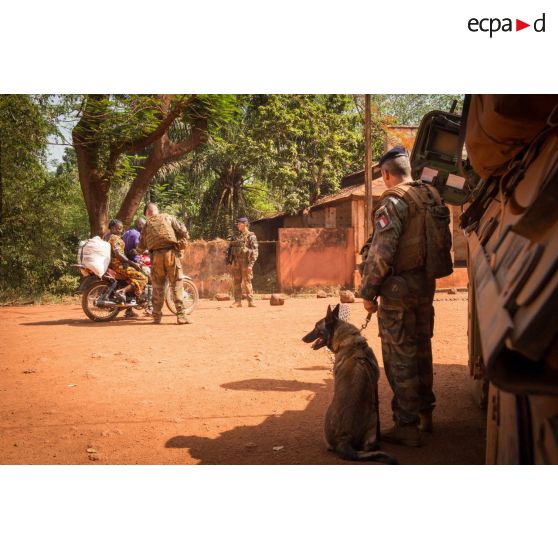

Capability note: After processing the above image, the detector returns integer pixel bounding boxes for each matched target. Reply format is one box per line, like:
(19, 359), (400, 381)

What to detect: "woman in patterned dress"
(104, 219), (147, 304)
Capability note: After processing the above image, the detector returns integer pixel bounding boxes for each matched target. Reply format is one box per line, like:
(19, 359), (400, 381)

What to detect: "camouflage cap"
(237, 217), (249, 224)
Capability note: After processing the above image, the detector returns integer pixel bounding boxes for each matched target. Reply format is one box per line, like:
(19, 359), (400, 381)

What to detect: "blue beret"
(237, 217), (249, 224)
(379, 146), (407, 166)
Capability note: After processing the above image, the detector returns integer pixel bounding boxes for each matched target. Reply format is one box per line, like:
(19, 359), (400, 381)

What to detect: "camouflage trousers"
(151, 248), (185, 319)
(378, 274), (436, 426)
(231, 262), (254, 303)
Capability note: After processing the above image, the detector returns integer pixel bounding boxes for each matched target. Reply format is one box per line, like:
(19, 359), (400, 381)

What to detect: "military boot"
(381, 424), (422, 447)
(177, 314), (192, 325)
(230, 301), (242, 308)
(248, 300), (256, 308)
(418, 410), (433, 433)
(153, 315), (162, 324)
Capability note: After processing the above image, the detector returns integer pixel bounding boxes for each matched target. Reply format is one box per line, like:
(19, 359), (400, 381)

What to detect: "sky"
(47, 138), (68, 169)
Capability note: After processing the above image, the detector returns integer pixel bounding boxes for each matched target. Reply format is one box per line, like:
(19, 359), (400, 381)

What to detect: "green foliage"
(1, 166), (89, 297)
(0, 95), (89, 299)
(0, 93), (465, 300)
(149, 169), (207, 235)
(254, 95), (364, 212)
(72, 94), (237, 162)
(63, 93), (239, 234)
(152, 94), (375, 239)
(48, 273), (81, 296)
(370, 94), (464, 125)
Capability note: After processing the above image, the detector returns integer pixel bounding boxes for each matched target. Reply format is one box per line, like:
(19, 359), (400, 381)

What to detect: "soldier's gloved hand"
(363, 298), (378, 314)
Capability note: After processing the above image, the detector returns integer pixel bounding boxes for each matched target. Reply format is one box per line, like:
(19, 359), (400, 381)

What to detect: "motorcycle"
(75, 254), (199, 322)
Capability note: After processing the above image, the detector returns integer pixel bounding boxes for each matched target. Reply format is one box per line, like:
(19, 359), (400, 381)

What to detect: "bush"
(48, 274), (80, 296)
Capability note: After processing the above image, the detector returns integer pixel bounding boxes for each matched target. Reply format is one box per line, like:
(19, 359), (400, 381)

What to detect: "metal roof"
(253, 178), (386, 223)
(310, 179), (386, 209)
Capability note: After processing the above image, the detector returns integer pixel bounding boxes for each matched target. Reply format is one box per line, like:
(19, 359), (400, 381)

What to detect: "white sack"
(77, 236), (111, 277)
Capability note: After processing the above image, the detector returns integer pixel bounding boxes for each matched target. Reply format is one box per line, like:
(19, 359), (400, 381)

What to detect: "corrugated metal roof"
(340, 164), (382, 187)
(310, 178), (386, 208)
(252, 211), (285, 222)
(253, 177), (387, 223)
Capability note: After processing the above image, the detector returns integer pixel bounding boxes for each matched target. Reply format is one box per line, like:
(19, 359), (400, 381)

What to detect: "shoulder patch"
(375, 208), (391, 231)
(389, 195), (408, 213)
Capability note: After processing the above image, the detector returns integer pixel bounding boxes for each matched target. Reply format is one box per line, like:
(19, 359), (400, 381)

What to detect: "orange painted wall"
(180, 239), (232, 298)
(277, 228), (355, 292)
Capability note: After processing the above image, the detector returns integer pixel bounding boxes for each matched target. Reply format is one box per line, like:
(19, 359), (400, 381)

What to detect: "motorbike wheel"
(165, 279), (199, 316)
(82, 280), (121, 322)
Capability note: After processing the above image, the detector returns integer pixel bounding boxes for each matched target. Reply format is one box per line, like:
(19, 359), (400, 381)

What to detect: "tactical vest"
(380, 181), (453, 278)
(143, 213), (178, 251)
(230, 231), (255, 264)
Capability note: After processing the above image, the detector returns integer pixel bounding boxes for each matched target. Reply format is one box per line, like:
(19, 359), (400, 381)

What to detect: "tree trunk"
(72, 95), (207, 235)
(0, 134), (3, 233)
(76, 174), (110, 237)
(218, 163), (245, 214)
(73, 138), (110, 237)
(116, 153), (162, 225)
(73, 95), (111, 236)
(116, 118), (207, 226)
(85, 179), (110, 237)
(309, 166), (324, 205)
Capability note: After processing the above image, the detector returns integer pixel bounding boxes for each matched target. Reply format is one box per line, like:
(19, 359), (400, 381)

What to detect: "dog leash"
(360, 312), (372, 332)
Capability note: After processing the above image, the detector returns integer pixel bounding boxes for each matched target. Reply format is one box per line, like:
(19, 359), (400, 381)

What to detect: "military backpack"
(380, 181), (453, 279)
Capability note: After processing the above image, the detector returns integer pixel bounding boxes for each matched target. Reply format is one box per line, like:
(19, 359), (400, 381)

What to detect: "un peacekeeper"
(360, 147), (451, 447)
(227, 217), (259, 308)
(138, 202), (191, 325)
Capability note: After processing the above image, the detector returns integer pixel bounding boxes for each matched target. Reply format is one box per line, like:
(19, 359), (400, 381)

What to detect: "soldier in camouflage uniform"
(138, 202), (191, 325)
(360, 147), (451, 447)
(227, 217), (259, 308)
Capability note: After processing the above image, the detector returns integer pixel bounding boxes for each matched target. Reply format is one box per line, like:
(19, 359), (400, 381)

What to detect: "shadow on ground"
(20, 304), (223, 327)
(166, 365), (486, 465)
(21, 318), (164, 327)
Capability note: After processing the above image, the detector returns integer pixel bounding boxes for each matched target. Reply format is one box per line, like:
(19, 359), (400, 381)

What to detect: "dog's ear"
(325, 304), (339, 326)
(333, 304), (340, 320)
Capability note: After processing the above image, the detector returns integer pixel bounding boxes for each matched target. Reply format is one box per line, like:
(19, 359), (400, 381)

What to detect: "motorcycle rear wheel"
(82, 280), (121, 322)
(165, 279), (199, 315)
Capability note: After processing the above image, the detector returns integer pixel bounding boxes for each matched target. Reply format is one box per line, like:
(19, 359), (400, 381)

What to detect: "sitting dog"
(302, 304), (397, 464)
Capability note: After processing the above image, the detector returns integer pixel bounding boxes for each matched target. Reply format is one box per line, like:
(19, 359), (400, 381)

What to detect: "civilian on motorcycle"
(103, 219), (148, 313)
(123, 218), (146, 263)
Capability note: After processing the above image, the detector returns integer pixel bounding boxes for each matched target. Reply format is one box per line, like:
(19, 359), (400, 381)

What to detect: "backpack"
(385, 183), (453, 279)
(144, 214), (179, 250)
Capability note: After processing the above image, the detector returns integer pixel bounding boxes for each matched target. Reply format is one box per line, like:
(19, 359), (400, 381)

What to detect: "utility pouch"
(380, 276), (410, 299)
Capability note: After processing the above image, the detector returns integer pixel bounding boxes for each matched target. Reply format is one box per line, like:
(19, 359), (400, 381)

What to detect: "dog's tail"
(334, 442), (398, 464)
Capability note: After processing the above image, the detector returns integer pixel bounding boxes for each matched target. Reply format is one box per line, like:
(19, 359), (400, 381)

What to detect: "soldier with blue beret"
(227, 217), (259, 307)
(359, 147), (452, 447)
(378, 146), (408, 166)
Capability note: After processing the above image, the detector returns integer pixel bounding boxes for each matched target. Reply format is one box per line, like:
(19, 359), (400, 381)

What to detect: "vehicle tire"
(165, 278), (199, 315)
(82, 280), (120, 322)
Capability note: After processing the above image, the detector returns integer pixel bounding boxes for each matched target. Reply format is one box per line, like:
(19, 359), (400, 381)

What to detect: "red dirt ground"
(0, 295), (485, 465)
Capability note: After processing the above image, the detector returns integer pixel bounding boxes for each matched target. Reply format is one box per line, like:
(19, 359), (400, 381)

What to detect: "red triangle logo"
(516, 19), (530, 31)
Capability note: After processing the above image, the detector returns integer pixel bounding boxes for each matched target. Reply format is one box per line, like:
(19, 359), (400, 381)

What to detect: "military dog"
(302, 304), (397, 464)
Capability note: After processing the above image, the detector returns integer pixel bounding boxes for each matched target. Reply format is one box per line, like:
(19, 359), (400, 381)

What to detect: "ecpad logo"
(468, 13), (546, 37)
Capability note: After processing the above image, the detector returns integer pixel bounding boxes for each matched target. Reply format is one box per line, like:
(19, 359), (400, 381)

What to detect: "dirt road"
(0, 295), (485, 465)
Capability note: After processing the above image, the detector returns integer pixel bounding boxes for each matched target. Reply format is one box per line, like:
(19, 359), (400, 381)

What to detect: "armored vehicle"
(411, 94), (558, 464)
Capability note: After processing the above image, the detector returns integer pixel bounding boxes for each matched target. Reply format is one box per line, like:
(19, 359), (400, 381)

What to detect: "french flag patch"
(376, 213), (389, 229)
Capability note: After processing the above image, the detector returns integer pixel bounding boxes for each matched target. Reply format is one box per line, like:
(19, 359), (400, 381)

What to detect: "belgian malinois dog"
(302, 304), (397, 464)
